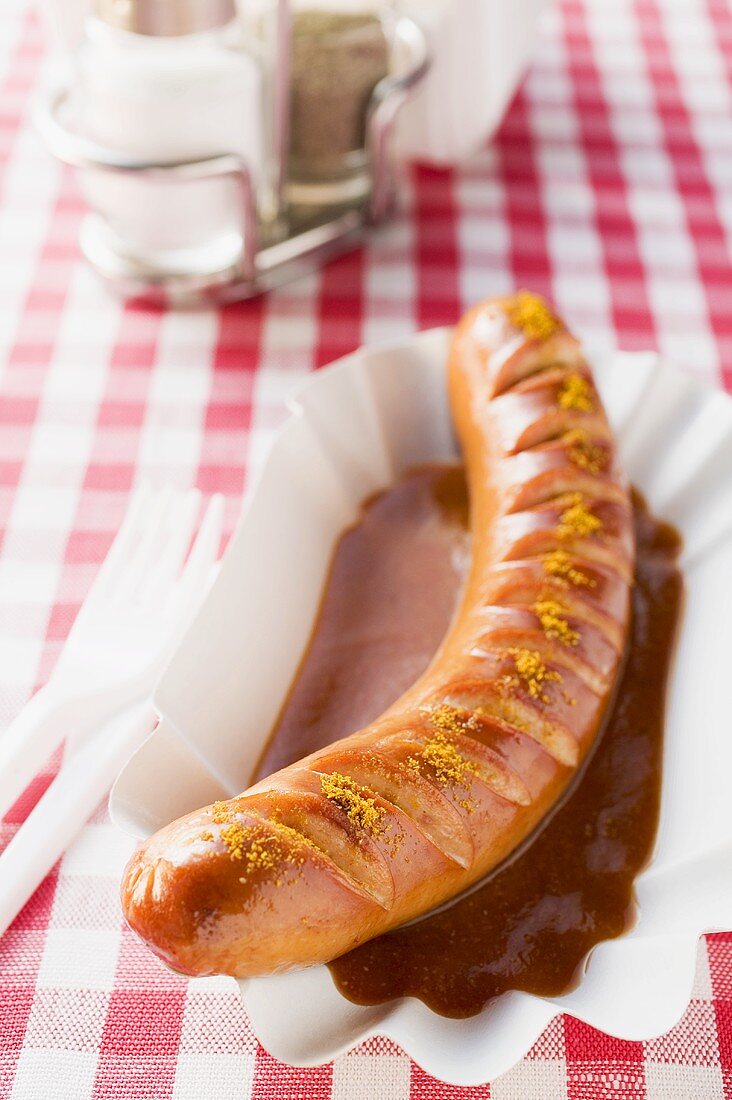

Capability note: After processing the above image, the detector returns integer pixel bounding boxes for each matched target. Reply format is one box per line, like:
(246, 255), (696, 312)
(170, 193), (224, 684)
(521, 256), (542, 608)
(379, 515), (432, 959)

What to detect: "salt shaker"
(76, 0), (265, 284)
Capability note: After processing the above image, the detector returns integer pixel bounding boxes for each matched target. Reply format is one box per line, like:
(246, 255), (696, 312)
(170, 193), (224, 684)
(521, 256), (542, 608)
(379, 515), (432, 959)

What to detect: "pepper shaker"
(285, 1), (393, 208)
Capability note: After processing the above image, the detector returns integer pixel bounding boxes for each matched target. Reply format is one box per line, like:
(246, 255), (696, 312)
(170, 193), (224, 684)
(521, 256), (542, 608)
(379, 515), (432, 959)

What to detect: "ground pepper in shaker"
(287, 5), (390, 205)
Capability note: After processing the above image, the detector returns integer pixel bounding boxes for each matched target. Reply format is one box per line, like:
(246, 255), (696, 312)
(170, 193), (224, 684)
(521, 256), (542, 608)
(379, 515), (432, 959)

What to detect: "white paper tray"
(110, 329), (732, 1086)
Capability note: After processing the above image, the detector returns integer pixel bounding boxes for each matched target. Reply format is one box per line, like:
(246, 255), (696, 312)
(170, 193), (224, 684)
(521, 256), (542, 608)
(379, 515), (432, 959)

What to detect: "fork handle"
(0, 702), (155, 938)
(0, 683), (137, 823)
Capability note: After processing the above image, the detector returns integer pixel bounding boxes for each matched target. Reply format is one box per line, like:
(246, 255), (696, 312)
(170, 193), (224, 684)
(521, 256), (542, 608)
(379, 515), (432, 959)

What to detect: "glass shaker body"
(285, 0), (395, 207)
(76, 17), (265, 277)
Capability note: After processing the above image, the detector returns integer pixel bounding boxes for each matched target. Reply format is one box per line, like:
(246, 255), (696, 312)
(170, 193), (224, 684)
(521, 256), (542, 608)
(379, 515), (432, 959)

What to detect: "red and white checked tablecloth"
(1, 0), (731, 1096)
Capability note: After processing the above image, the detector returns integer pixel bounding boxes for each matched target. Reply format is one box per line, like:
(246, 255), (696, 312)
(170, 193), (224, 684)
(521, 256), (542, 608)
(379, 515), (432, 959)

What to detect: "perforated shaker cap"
(94, 0), (237, 36)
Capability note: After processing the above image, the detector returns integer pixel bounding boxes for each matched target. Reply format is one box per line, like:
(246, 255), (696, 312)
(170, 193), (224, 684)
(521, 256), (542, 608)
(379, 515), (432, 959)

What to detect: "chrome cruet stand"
(34, 1), (430, 306)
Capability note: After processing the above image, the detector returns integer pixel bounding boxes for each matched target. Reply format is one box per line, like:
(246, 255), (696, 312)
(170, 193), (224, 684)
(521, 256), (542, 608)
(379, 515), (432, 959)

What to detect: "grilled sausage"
(121, 292), (634, 977)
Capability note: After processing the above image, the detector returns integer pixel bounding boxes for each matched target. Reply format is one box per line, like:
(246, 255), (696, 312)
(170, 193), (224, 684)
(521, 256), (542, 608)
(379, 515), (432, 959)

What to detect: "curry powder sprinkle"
(505, 291), (560, 340)
(507, 646), (562, 701)
(558, 372), (594, 412)
(215, 820), (286, 873)
(407, 727), (477, 788)
(214, 819), (280, 870)
(238, 831), (281, 872)
(558, 493), (603, 539)
(211, 800), (230, 824)
(205, 802), (312, 877)
(320, 772), (384, 834)
(565, 428), (607, 473)
(428, 703), (473, 738)
(219, 822), (252, 862)
(543, 548), (595, 587)
(534, 597), (580, 646)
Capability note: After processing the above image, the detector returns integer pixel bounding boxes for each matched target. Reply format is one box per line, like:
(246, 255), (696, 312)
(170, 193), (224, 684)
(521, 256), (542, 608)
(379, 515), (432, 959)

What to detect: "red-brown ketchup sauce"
(254, 465), (683, 1018)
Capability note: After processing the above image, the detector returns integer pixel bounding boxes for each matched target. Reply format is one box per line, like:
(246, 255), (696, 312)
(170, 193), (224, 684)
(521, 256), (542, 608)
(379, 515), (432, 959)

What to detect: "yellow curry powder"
(428, 703), (472, 738)
(320, 772), (383, 834)
(408, 719), (477, 788)
(505, 291), (560, 340)
(207, 801), (304, 874)
(564, 428), (607, 473)
(558, 373), (594, 412)
(558, 493), (603, 539)
(507, 646), (562, 702)
(534, 597), (580, 646)
(543, 548), (595, 587)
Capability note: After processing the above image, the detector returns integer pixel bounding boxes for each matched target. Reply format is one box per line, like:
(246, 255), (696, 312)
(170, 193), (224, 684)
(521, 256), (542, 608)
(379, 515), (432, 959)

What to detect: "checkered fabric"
(1, 0), (731, 1095)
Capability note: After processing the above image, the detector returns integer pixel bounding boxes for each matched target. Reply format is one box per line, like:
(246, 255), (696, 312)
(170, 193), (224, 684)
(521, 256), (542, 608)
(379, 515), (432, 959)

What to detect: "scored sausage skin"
(121, 293), (634, 978)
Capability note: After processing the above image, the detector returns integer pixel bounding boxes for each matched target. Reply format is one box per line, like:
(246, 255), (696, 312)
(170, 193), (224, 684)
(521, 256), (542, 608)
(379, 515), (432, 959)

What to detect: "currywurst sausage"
(121, 293), (634, 977)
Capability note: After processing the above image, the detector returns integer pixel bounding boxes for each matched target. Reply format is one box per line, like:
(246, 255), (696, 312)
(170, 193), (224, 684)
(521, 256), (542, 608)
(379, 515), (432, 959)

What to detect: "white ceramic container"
(111, 330), (732, 1085)
(396, 0), (549, 163)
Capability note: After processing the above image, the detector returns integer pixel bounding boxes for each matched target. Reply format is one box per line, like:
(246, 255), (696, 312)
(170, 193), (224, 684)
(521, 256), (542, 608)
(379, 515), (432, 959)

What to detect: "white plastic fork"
(0, 701), (156, 937)
(0, 485), (224, 822)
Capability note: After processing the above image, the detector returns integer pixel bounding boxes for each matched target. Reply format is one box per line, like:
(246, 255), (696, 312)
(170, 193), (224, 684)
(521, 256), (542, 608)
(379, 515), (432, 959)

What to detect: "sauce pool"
(255, 466), (470, 779)
(255, 465), (683, 1019)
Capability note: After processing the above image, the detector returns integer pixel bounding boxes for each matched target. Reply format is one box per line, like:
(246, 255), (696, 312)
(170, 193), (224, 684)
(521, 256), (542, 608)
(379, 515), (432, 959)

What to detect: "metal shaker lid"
(94, 0), (237, 36)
